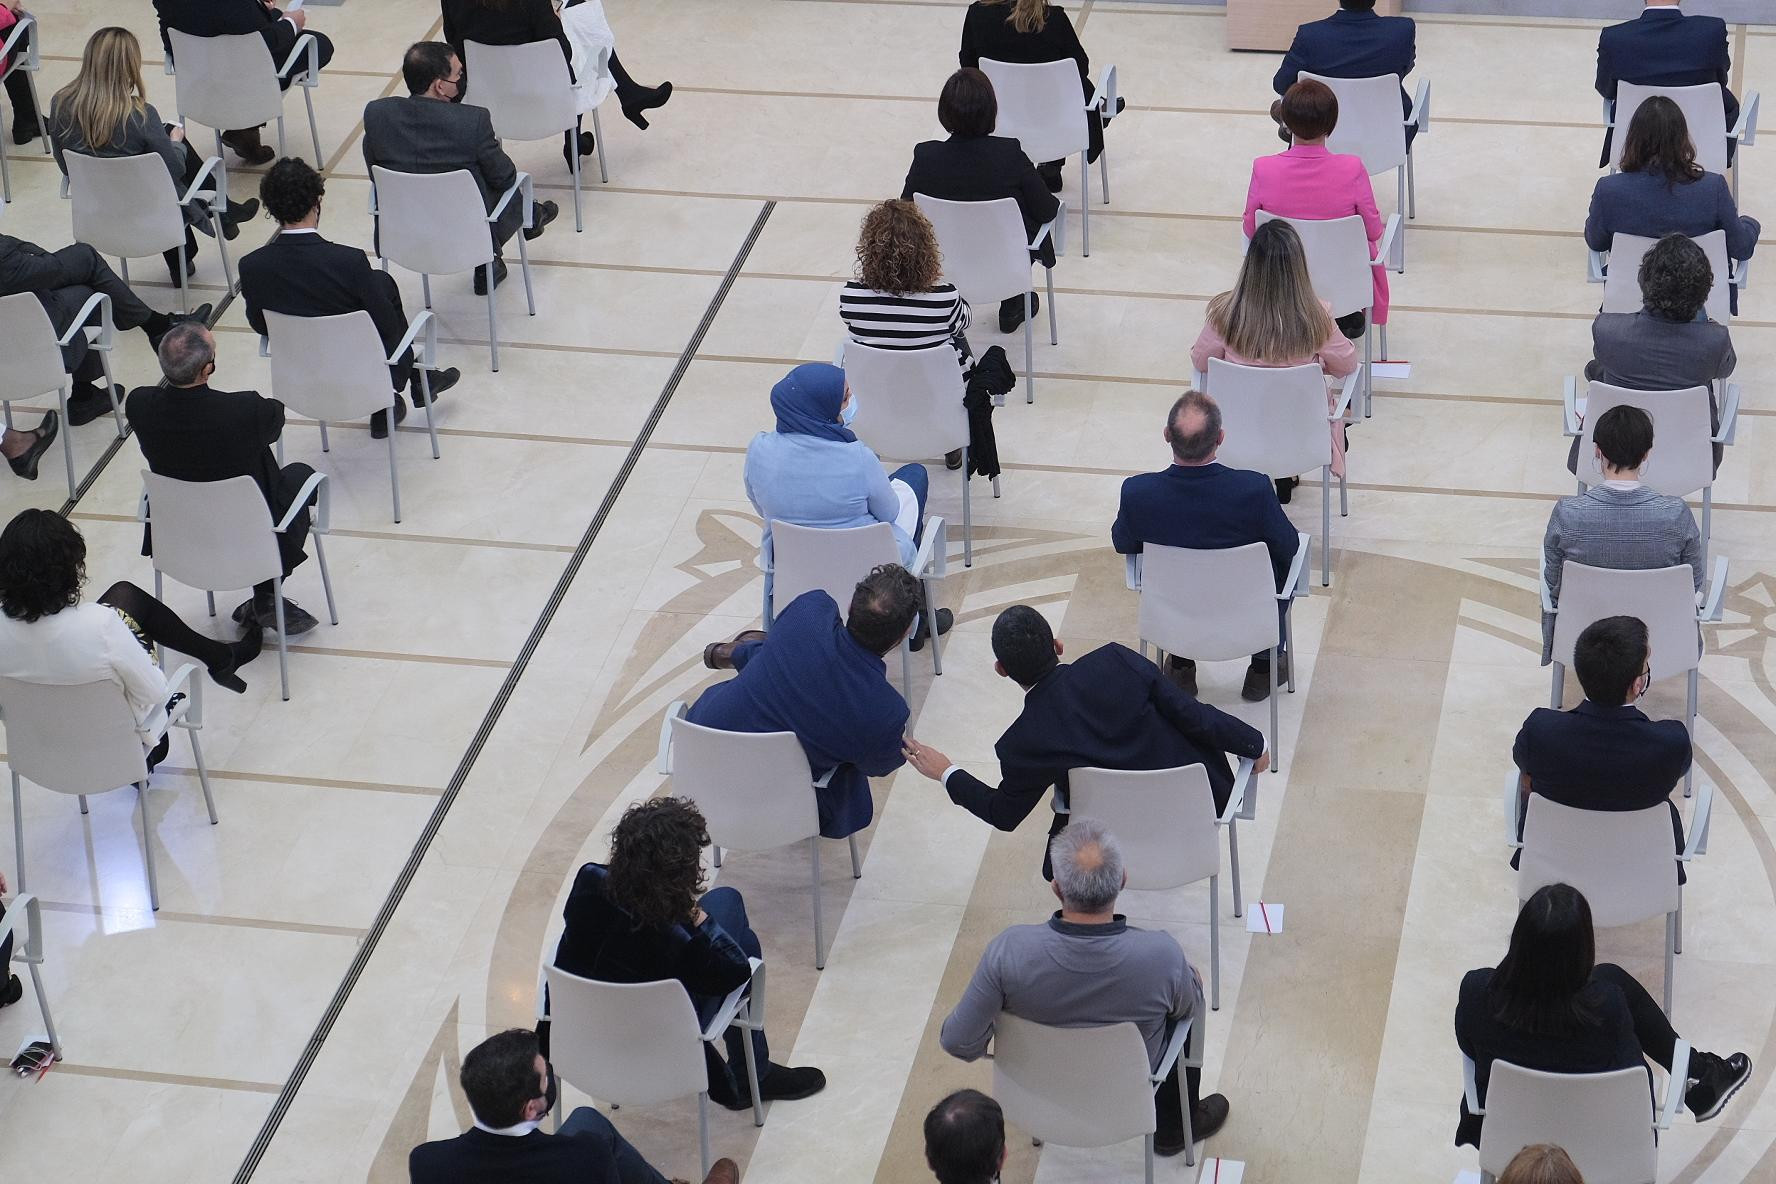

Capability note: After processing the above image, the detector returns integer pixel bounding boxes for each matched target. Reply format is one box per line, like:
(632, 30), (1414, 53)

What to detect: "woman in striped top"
(839, 199), (972, 364)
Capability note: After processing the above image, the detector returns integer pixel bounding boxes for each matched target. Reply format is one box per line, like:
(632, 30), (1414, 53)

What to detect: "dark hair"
(1591, 403), (1653, 472)
(846, 564), (922, 655)
(1619, 96), (1705, 185)
(0, 509), (86, 623)
(459, 1029), (545, 1129)
(260, 157), (325, 226)
(991, 604), (1057, 686)
(924, 1089), (1005, 1184)
(938, 68), (997, 138)
(402, 41), (457, 96)
(1574, 615), (1649, 706)
(1338, 0), (1379, 9)
(1488, 884), (1600, 1037)
(1279, 78), (1339, 141)
(606, 797), (708, 929)
(1638, 233), (1712, 322)
(1166, 390), (1222, 464)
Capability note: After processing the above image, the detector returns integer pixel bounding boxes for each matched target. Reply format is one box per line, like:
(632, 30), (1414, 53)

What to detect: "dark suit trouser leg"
(0, 899), (12, 985)
(1154, 1051), (1203, 1140)
(49, 245), (158, 332)
(273, 30), (334, 93)
(1593, 962), (1679, 1070)
(556, 1107), (671, 1184)
(694, 885), (771, 1098)
(490, 204), (524, 261)
(256, 463), (317, 600)
(373, 270), (415, 392)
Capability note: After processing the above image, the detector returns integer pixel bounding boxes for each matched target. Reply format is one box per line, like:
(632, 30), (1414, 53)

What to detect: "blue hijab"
(770, 363), (855, 444)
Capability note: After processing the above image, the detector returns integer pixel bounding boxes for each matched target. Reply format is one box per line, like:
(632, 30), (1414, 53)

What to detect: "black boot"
(620, 81), (672, 130)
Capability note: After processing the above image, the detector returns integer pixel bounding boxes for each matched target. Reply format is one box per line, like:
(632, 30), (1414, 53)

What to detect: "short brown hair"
(856, 200), (942, 295)
(1165, 390), (1222, 464)
(1498, 1144), (1585, 1184)
(1280, 78), (1339, 141)
(939, 68), (997, 138)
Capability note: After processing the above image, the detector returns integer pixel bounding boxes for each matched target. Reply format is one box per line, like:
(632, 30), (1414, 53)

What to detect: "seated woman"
(1, 0), (39, 144)
(1586, 97), (1759, 316)
(1244, 78), (1387, 341)
(1498, 1145), (1583, 1184)
(1454, 883), (1749, 1149)
(543, 797), (826, 1111)
(746, 362), (953, 648)
(1191, 219), (1357, 503)
(0, 510), (263, 763)
(48, 27), (259, 289)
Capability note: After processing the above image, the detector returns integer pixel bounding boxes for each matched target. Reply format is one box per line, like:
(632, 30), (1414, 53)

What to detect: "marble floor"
(0, 1), (1773, 1181)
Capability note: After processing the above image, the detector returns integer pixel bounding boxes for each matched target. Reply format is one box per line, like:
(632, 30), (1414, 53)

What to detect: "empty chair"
(1593, 230), (1744, 324)
(0, 290), (121, 498)
(0, 893), (60, 1060)
(1301, 71), (1430, 265)
(1608, 80), (1760, 200)
(370, 165), (537, 372)
(0, 12), (49, 203)
(168, 28), (323, 191)
(978, 57), (1117, 256)
(465, 39), (587, 232)
(1465, 1054), (1686, 1184)
(657, 702), (861, 970)
(63, 149), (231, 311)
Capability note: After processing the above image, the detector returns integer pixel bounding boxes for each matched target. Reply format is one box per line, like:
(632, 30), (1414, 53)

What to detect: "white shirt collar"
(473, 1118), (542, 1137)
(1600, 478), (1643, 492)
(279, 227), (320, 235)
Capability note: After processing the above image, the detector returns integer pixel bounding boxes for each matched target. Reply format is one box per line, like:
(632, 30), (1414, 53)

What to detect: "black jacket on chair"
(902, 135), (1060, 268)
(1596, 8), (1738, 164)
(362, 95), (525, 251)
(239, 231), (415, 390)
(441, 0), (573, 74)
(155, 0), (309, 72)
(409, 1127), (620, 1184)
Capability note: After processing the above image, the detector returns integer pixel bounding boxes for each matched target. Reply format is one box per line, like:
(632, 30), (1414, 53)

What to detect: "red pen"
(1258, 902), (1273, 934)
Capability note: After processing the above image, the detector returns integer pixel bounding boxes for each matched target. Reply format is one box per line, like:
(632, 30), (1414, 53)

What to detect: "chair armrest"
(1714, 382), (1741, 445)
(1682, 780), (1715, 860)
(1088, 64), (1120, 123)
(1124, 552), (1141, 591)
(912, 515), (948, 581)
(59, 174), (69, 200)
(141, 661), (200, 739)
(0, 893), (44, 964)
(275, 470), (329, 534)
(1219, 756), (1257, 825)
(0, 15), (35, 64)
(1462, 1054), (1483, 1116)
(1505, 768), (1525, 850)
(1700, 556), (1729, 623)
(1277, 531), (1312, 601)
(390, 310), (437, 368)
(1192, 369), (1206, 392)
(258, 334), (272, 359)
(1658, 1040), (1692, 1129)
(1730, 91), (1759, 147)
(276, 31), (322, 86)
(813, 766), (837, 790)
(1562, 375), (1582, 437)
(55, 293), (114, 352)
(1407, 78), (1431, 134)
(1330, 367), (1360, 421)
(1151, 1017), (1193, 1085)
(1537, 549), (1554, 616)
(656, 700), (688, 775)
(701, 956), (766, 1042)
(488, 171), (534, 227)
(1730, 255), (1750, 290)
(1587, 249), (1607, 284)
(137, 487), (151, 524)
(178, 156), (227, 208)
(367, 184), (379, 217)
(1371, 214), (1402, 271)
(1030, 200), (1067, 258)
(1602, 96), (1615, 128)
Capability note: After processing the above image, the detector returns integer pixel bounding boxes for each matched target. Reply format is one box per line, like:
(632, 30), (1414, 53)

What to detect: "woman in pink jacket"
(1242, 78), (1387, 339)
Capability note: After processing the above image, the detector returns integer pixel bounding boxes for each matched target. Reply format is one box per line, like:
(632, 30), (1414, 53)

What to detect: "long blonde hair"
(1205, 220), (1332, 363)
(53, 27), (148, 151)
(986, 0), (1051, 35)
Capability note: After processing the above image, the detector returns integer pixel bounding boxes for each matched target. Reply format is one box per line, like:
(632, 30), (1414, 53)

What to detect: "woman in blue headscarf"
(744, 362), (952, 647)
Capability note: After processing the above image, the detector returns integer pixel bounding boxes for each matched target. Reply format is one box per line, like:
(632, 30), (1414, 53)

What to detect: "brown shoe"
(703, 630), (767, 670)
(1240, 652), (1289, 702)
(1156, 1093), (1229, 1156)
(220, 126), (275, 165)
(701, 1159), (739, 1184)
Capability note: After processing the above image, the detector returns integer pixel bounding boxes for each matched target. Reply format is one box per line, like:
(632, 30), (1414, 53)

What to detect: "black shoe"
(148, 304), (214, 354)
(473, 259), (509, 296)
(758, 1064), (826, 1103)
(562, 129), (596, 171)
(370, 398), (409, 439)
(0, 973), (21, 1008)
(241, 595), (320, 637)
(220, 129), (274, 165)
(167, 248), (197, 285)
(1241, 652), (1289, 702)
(703, 629), (768, 671)
(6, 410), (59, 481)
(11, 116), (40, 147)
(1274, 476), (1297, 504)
(909, 607), (954, 653)
(944, 448), (964, 470)
(1164, 655), (1197, 698)
(1156, 1094), (1230, 1155)
(412, 366), (460, 409)
(66, 384), (121, 427)
(522, 200), (560, 241)
(220, 197), (261, 241)
(621, 81), (673, 130)
(1687, 1051), (1752, 1121)
(999, 293), (1038, 334)
(1038, 161), (1063, 192)
(206, 624), (264, 694)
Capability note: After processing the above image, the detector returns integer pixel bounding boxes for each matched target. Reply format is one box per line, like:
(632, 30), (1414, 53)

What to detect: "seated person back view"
(901, 604), (1268, 879)
(1596, 0), (1738, 166)
(940, 818), (1230, 1152)
(408, 1026), (738, 1184)
(1112, 391), (1300, 701)
(1498, 1145), (1585, 1184)
(239, 157), (462, 440)
(690, 565), (920, 840)
(361, 41), (559, 296)
(923, 1089), (1004, 1184)
(1272, 0), (1417, 146)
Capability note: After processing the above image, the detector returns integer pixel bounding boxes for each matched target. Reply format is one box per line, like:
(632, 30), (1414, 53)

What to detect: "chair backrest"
(768, 521), (898, 620)
(141, 471), (283, 593)
(0, 675), (150, 795)
(666, 714), (820, 851)
(464, 39), (578, 142)
(1205, 359), (1333, 478)
(0, 292), (72, 400)
(844, 342), (969, 460)
(992, 1013), (1157, 1148)
(63, 150), (187, 259)
(1600, 230), (1731, 325)
(371, 166), (497, 276)
(264, 310), (398, 422)
(1069, 765), (1219, 890)
(1518, 796), (1680, 928)
(1138, 541), (1278, 661)
(1611, 82), (1731, 176)
(1575, 381), (1715, 497)
(1478, 1059), (1658, 1183)
(168, 30), (285, 129)
(542, 966), (709, 1107)
(977, 57), (1089, 164)
(1547, 562), (1700, 683)
(1253, 210), (1373, 318)
(913, 194), (1034, 307)
(1300, 71), (1408, 175)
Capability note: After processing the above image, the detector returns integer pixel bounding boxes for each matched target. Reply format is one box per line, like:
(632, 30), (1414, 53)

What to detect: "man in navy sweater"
(1273, 0), (1417, 147)
(1596, 0), (1739, 164)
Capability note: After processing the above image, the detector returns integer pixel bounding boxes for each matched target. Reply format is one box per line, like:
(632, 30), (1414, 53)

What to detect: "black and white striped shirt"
(839, 282), (972, 351)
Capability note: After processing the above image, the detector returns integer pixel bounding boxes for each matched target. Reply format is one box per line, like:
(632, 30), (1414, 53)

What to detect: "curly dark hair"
(0, 509), (85, 623)
(1638, 232), (1713, 322)
(856, 200), (943, 296)
(259, 157), (326, 226)
(606, 796), (709, 929)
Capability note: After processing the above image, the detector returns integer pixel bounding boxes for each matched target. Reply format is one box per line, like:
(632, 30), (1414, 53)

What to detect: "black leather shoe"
(999, 293), (1038, 334)
(11, 116), (40, 146)
(1687, 1051), (1753, 1121)
(1038, 162), (1063, 192)
(220, 129), (274, 164)
(149, 304), (214, 354)
(1274, 476), (1297, 504)
(562, 129), (595, 171)
(0, 973), (22, 1008)
(220, 197), (260, 241)
(1164, 655), (1198, 698)
(522, 200), (560, 241)
(757, 1064), (825, 1103)
(1156, 1094), (1230, 1156)
(412, 366), (460, 409)
(369, 398), (409, 440)
(909, 607), (954, 653)
(473, 259), (509, 296)
(6, 411), (59, 481)
(67, 384), (121, 427)
(1241, 652), (1289, 702)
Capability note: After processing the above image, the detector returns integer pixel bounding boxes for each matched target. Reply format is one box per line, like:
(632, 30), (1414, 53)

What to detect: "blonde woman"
(1190, 219), (1356, 502)
(48, 27), (258, 286)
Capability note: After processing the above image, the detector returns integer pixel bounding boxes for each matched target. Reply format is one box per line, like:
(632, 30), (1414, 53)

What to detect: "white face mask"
(839, 395), (859, 427)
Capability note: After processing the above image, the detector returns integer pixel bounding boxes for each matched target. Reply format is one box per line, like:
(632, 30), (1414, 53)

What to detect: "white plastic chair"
(993, 1012), (1202, 1177)
(63, 149), (232, 310)
(978, 57), (1117, 256)
(1607, 80), (1760, 203)
(1126, 536), (1310, 774)
(1204, 357), (1359, 587)
(140, 470), (337, 702)
(262, 309), (443, 523)
(0, 894), (59, 1060)
(0, 662), (215, 912)
(657, 703), (862, 970)
(168, 28), (323, 196)
(914, 193), (1065, 403)
(1253, 210), (1399, 418)
(1070, 760), (1256, 1010)
(0, 290), (121, 497)
(370, 165), (537, 372)
(1464, 1051), (1689, 1184)
(843, 339), (996, 567)
(544, 963), (765, 1176)
(1299, 71), (1430, 269)
(465, 39), (587, 233)
(1592, 230), (1746, 325)
(0, 14), (50, 203)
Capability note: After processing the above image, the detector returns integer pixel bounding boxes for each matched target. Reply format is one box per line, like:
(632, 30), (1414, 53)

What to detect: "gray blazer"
(1578, 310), (1733, 475)
(47, 101), (203, 227)
(361, 95), (524, 248)
(1541, 483), (1703, 660)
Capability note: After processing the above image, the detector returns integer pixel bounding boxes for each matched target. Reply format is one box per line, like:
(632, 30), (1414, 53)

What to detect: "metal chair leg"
(55, 388), (76, 498)
(188, 728), (217, 824)
(273, 576), (290, 701)
(386, 403), (402, 523)
(421, 272), (432, 310)
(1229, 818), (1243, 918)
(206, 591), (216, 617)
(1321, 465), (1331, 587)
(1269, 644), (1279, 768)
(1045, 265), (1057, 345)
(847, 832), (862, 878)
(303, 83), (321, 165)
(485, 266), (500, 372)
(517, 229), (537, 316)
(313, 534), (338, 624)
(569, 143), (584, 233)
(697, 1092), (711, 1179)
(1363, 320), (1374, 417)
(1022, 294), (1035, 404)
(1551, 662), (1564, 709)
(418, 367), (441, 458)
(1663, 912), (1676, 1012)
(137, 781), (159, 910)
(591, 107), (610, 183)
(962, 446), (973, 567)
(1685, 668), (1697, 798)
(810, 837), (826, 970)
(1209, 873), (1220, 1010)
(11, 771), (24, 893)
(1080, 149), (1091, 258)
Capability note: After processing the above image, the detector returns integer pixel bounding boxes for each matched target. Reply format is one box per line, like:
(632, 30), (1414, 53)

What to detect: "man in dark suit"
(1596, 0), (1738, 166)
(127, 323), (321, 635)
(154, 0), (335, 163)
(240, 158), (461, 440)
(409, 1028), (737, 1184)
(362, 41), (559, 296)
(1112, 390), (1300, 702)
(1273, 0), (1417, 146)
(903, 605), (1268, 878)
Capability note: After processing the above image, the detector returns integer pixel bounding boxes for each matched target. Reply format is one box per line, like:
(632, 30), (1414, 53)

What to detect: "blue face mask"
(839, 395), (859, 426)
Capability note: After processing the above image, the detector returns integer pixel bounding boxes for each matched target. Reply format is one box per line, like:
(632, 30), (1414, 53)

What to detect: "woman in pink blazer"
(1242, 78), (1387, 335)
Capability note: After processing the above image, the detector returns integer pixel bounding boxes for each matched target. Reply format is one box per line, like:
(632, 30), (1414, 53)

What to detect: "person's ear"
(1053, 639), (1064, 658)
(1050, 879), (1063, 904)
(1216, 429), (1226, 446)
(993, 659), (1007, 679)
(1121, 869), (1129, 890)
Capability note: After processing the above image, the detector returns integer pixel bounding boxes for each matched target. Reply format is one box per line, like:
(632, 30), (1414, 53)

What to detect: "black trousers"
(371, 269), (415, 393)
(41, 245), (159, 374)
(2, 55), (37, 126)
(162, 131), (211, 280)
(96, 580), (236, 675)
(1154, 1022), (1203, 1140)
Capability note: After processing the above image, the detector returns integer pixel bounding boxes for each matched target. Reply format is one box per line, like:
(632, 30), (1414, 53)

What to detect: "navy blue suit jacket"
(410, 1127), (618, 1184)
(1596, 8), (1738, 163)
(1274, 9), (1417, 141)
(1111, 463), (1299, 593)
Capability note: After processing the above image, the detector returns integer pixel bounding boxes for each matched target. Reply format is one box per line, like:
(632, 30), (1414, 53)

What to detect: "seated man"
(1542, 404), (1702, 663)
(240, 158), (461, 440)
(691, 565), (918, 839)
(1513, 615), (1688, 877)
(902, 605), (1267, 879)
(924, 1089), (1004, 1184)
(155, 0), (336, 164)
(940, 818), (1230, 1152)
(362, 42), (559, 296)
(1112, 390), (1299, 702)
(1272, 0), (1417, 146)
(127, 323), (321, 635)
(409, 1027), (738, 1184)
(1597, 0), (1738, 166)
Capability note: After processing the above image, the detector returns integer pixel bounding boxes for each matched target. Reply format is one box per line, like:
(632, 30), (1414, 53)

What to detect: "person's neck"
(417, 90), (447, 102)
(1015, 664), (1059, 693)
(281, 217), (320, 232)
(1293, 136), (1328, 148)
(1059, 906), (1116, 925)
(1601, 466), (1641, 483)
(1171, 456), (1216, 469)
(173, 380), (207, 390)
(1645, 0), (1680, 9)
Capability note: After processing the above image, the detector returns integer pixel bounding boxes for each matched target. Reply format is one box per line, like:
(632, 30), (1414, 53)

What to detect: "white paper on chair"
(1202, 1158), (1246, 1183)
(1573, 396), (1588, 421)
(1370, 360), (1410, 380)
(1246, 902), (1284, 934)
(284, 0), (304, 11)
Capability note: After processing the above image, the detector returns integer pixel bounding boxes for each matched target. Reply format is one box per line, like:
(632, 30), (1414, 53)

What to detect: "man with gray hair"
(938, 818), (1229, 1154)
